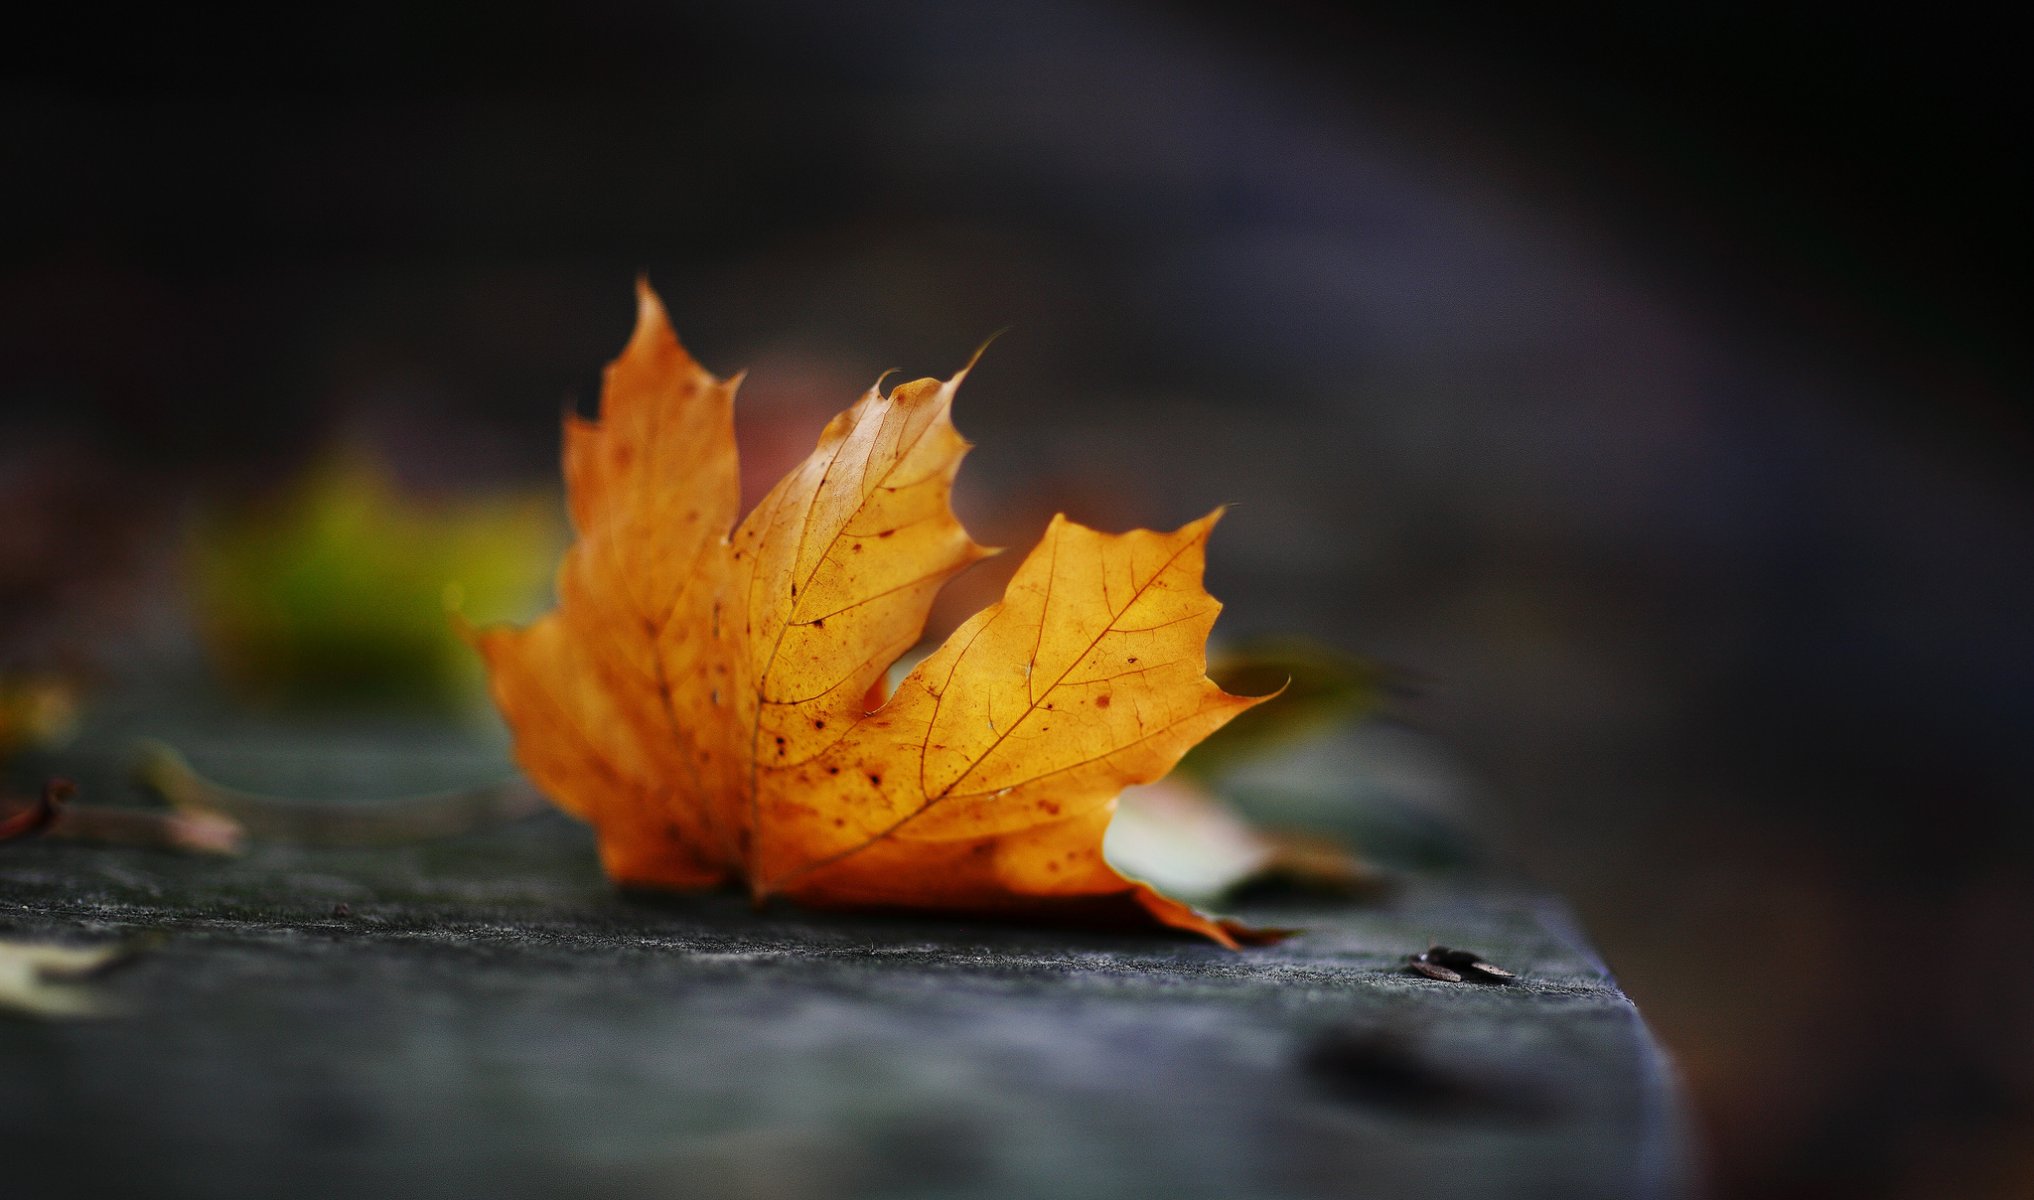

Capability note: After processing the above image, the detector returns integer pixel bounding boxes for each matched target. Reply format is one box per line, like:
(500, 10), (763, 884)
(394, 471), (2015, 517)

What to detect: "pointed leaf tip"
(624, 276), (685, 362)
(957, 327), (1008, 378)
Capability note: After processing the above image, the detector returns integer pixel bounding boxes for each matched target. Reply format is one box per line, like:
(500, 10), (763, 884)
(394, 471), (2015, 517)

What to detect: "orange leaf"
(471, 282), (1277, 946)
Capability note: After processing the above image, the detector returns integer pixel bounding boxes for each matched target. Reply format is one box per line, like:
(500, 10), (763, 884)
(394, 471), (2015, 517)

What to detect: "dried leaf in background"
(1105, 777), (1376, 901)
(0, 938), (137, 1020)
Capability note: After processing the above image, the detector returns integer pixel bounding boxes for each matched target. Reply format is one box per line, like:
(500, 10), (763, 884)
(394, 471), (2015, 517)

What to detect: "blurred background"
(3, 3), (2027, 1197)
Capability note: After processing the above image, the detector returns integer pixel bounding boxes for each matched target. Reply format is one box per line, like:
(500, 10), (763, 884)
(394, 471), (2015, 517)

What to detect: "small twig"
(0, 778), (75, 844)
(2, 778), (245, 855)
(133, 740), (549, 846)
(48, 806), (246, 855)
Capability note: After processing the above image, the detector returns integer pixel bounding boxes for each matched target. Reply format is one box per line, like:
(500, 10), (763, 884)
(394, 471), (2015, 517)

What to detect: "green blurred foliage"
(189, 451), (562, 714)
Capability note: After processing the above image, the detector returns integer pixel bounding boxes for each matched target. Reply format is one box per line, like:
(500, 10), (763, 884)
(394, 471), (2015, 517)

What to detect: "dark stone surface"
(1, 810), (1692, 1200)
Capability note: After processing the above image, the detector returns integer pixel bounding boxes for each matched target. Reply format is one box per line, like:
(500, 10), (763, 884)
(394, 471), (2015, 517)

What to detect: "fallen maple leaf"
(472, 282), (1277, 946)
